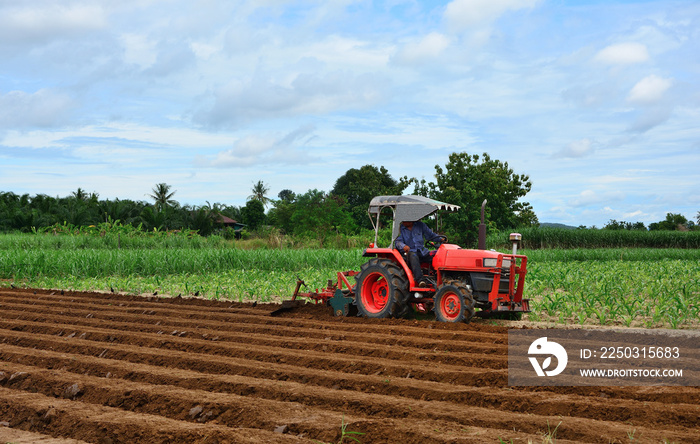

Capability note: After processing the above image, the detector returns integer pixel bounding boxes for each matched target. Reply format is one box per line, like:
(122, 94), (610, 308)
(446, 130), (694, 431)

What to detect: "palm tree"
(148, 183), (178, 212)
(71, 188), (86, 200)
(248, 180), (271, 208)
(277, 189), (296, 203)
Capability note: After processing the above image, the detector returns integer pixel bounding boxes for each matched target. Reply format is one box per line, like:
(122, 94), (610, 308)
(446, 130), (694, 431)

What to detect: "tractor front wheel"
(355, 258), (409, 318)
(434, 282), (476, 323)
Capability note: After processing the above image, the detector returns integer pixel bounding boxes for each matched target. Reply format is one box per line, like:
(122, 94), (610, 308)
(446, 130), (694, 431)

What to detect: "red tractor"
(354, 195), (528, 323)
(273, 195), (529, 323)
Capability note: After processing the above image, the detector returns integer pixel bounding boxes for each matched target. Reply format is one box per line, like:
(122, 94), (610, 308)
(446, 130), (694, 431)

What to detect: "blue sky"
(1, 0), (698, 227)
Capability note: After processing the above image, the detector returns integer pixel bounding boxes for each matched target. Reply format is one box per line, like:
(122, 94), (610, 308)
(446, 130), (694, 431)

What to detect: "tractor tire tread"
(354, 258), (409, 319)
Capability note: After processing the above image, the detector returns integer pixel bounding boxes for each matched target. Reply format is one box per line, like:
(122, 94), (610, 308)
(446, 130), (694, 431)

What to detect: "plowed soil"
(0, 288), (698, 444)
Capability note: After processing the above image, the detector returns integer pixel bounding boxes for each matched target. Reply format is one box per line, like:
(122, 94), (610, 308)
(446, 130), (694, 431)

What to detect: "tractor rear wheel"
(355, 258), (409, 318)
(434, 282), (476, 323)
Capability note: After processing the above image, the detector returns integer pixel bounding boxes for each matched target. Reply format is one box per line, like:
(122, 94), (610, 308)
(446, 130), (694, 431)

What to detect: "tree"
(429, 152), (535, 246)
(290, 189), (356, 244)
(98, 199), (146, 225)
(71, 187), (89, 201)
(148, 183), (178, 211)
(241, 199), (266, 230)
(649, 213), (689, 231)
(248, 180), (271, 208)
(57, 198), (95, 226)
(331, 165), (408, 230)
(218, 203), (242, 222)
(604, 220), (646, 230)
(140, 206), (170, 231)
(268, 191), (297, 234)
(186, 206), (216, 236)
(29, 194), (60, 227)
(277, 189), (296, 202)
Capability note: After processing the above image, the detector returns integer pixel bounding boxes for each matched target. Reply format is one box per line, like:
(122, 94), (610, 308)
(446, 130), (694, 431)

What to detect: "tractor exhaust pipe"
(478, 199), (487, 250)
(510, 232), (522, 255)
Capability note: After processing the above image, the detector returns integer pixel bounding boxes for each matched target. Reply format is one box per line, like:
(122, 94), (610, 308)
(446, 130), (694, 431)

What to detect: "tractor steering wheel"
(428, 235), (448, 248)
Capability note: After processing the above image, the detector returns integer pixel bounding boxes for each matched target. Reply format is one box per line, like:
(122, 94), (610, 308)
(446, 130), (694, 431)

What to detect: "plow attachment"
(270, 271), (358, 317)
(269, 299), (304, 316)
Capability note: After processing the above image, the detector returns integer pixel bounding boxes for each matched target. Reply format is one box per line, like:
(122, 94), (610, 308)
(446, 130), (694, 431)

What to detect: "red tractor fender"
(362, 247), (418, 288)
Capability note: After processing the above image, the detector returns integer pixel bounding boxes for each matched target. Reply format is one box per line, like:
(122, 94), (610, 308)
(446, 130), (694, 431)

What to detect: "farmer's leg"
(417, 251), (434, 285)
(404, 251), (424, 283)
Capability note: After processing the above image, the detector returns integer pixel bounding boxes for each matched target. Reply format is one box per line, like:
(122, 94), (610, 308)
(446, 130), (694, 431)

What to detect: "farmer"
(395, 220), (442, 287)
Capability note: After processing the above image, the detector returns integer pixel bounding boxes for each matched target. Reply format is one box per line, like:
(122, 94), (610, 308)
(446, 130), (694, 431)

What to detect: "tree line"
(1, 152), (535, 245)
(244, 152), (539, 246)
(0, 184), (243, 237)
(2, 151), (697, 246)
(603, 213), (698, 232)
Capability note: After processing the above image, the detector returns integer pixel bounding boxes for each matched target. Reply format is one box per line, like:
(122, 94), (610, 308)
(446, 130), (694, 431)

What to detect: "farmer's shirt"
(395, 221), (439, 257)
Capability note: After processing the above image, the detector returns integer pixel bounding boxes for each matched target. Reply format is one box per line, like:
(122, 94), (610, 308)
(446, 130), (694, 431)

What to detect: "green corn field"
(1, 232), (698, 329)
(487, 227), (700, 250)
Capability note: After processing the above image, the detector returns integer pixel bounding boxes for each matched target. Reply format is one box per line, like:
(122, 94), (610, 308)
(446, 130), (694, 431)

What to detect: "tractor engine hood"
(432, 244), (507, 270)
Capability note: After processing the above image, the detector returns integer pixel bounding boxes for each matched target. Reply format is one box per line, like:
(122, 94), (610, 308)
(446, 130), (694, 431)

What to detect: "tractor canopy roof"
(368, 195), (460, 242)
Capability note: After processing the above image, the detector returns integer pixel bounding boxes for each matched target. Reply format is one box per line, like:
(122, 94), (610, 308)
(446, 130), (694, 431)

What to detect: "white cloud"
(594, 43), (650, 65)
(195, 125), (315, 168)
(197, 135), (278, 167)
(0, 89), (75, 129)
(627, 75), (673, 105)
(569, 189), (625, 207)
(190, 41), (219, 60)
(627, 107), (673, 133)
(553, 138), (595, 159)
(0, 123), (236, 150)
(196, 70), (388, 128)
(393, 33), (451, 66)
(622, 210), (647, 220)
(120, 33), (158, 68)
(623, 75), (675, 132)
(301, 35), (391, 70)
(0, 0), (698, 228)
(444, 0), (540, 32)
(0, 2), (107, 47)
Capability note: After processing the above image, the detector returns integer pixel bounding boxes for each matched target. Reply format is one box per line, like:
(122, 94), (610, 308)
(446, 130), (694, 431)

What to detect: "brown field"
(0, 288), (698, 444)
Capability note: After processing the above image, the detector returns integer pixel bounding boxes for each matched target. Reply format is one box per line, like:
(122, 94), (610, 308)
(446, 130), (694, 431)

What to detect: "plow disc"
(328, 289), (356, 317)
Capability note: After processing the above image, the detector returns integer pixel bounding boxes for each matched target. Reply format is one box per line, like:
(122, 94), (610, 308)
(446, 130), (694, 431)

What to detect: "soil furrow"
(1, 344), (697, 431)
(1, 288), (698, 444)
(0, 328), (501, 386)
(2, 357), (695, 444)
(0, 293), (508, 350)
(0, 312), (508, 368)
(0, 386), (303, 443)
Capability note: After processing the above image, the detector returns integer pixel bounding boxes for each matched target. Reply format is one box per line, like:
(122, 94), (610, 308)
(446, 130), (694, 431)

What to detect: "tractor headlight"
(484, 258), (511, 268)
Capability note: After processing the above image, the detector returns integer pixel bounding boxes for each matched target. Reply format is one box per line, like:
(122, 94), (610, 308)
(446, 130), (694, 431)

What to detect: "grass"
(526, 259), (700, 329)
(1, 233), (698, 329)
(0, 247), (361, 303)
(311, 415), (364, 444)
(0, 247), (361, 278)
(542, 420), (562, 444)
(488, 227), (700, 250)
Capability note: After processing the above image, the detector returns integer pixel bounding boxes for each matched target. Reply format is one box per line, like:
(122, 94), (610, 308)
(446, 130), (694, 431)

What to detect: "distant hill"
(539, 222), (579, 230)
